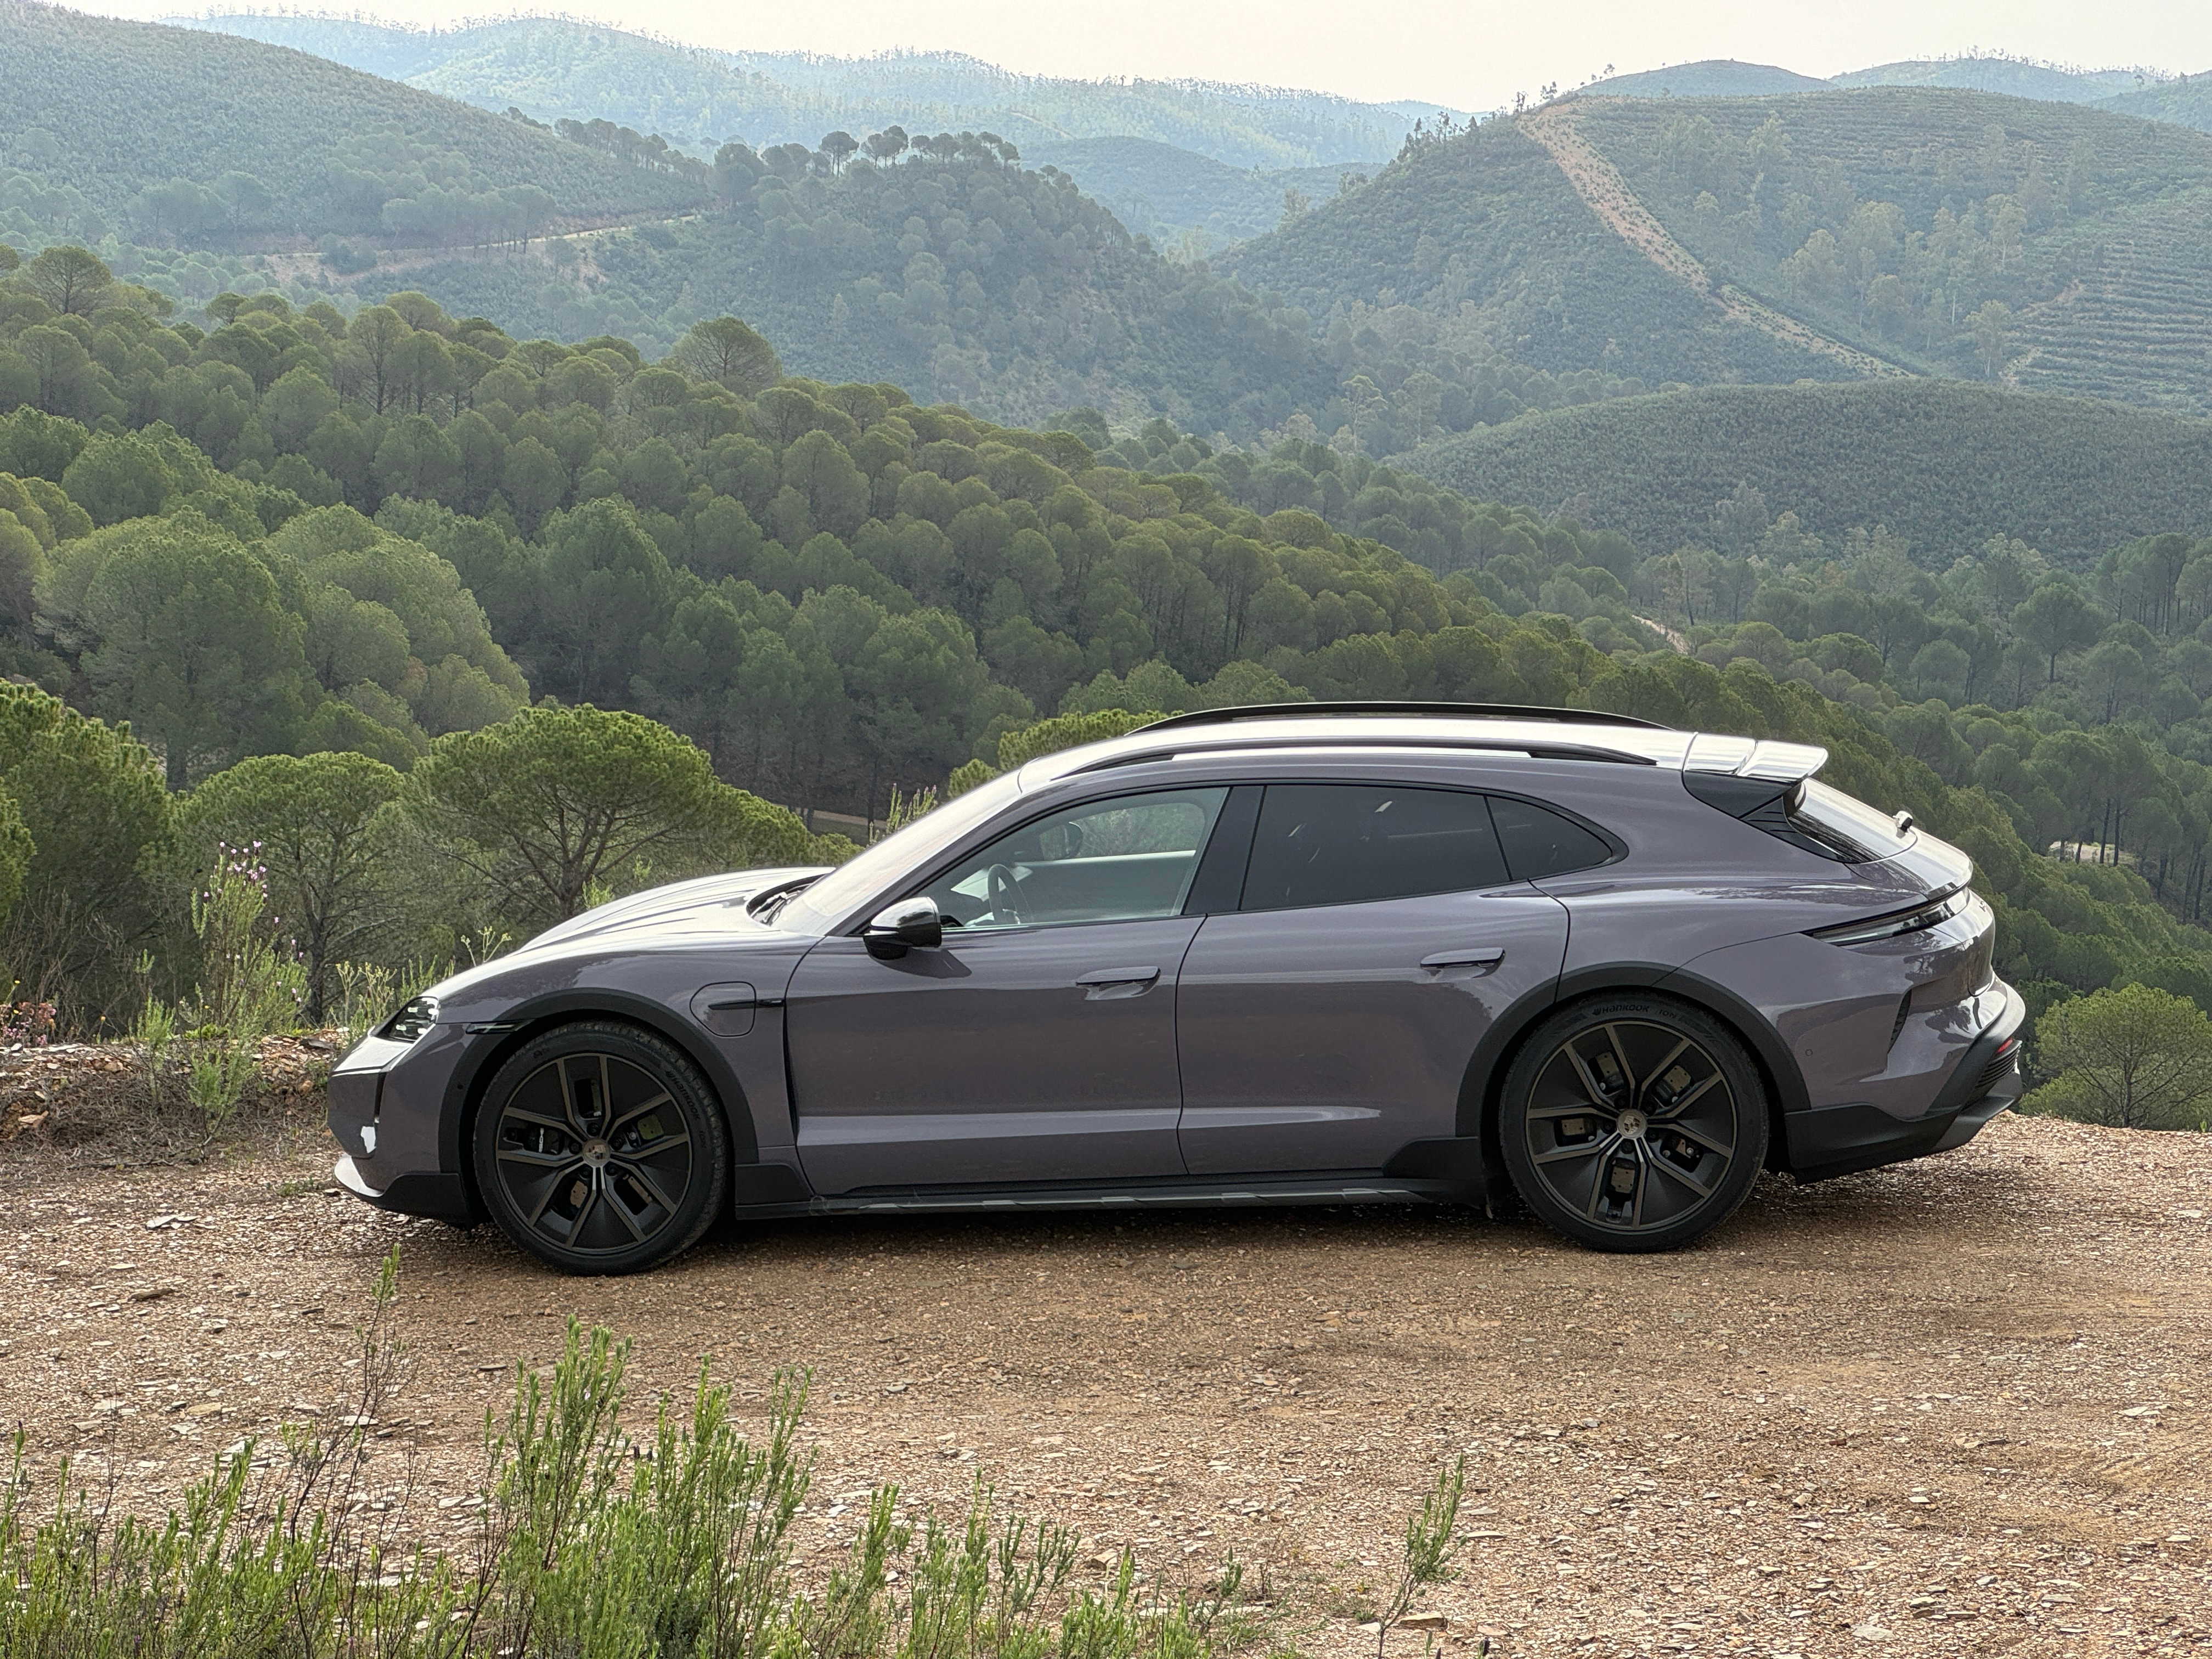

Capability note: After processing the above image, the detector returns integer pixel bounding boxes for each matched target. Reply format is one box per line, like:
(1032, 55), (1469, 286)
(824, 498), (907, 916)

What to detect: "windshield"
(776, 769), (1028, 935)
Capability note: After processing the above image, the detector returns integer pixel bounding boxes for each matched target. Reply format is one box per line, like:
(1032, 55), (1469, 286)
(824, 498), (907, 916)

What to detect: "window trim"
(1227, 780), (1623, 915)
(887, 785), (1237, 936)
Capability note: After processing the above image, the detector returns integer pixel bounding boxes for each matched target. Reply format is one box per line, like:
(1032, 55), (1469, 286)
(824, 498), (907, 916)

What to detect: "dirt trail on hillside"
(1519, 101), (1911, 383)
(4, 1113), (2211, 1657)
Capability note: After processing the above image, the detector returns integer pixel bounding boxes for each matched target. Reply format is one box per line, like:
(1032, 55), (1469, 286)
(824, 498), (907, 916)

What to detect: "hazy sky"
(131, 0), (2212, 106)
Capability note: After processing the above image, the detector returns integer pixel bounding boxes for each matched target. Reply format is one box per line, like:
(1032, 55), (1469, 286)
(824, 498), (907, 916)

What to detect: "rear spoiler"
(1681, 733), (1827, 783)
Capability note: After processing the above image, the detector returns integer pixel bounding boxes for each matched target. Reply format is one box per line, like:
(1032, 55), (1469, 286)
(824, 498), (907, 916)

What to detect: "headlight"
(381, 996), (441, 1043)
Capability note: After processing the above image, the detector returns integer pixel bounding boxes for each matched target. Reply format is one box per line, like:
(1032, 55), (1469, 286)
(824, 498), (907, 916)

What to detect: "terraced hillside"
(1570, 87), (2212, 414)
(1215, 115), (1848, 390)
(1406, 380), (2212, 563)
(0, 1), (708, 238)
(1221, 84), (2212, 416)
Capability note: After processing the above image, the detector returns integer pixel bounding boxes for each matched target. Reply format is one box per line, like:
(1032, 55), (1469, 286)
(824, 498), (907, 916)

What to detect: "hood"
(421, 866), (832, 1008)
(522, 867), (831, 952)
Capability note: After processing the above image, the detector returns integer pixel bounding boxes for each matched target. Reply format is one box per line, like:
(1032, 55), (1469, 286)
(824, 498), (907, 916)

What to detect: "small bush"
(0, 1252), (1271, 1658)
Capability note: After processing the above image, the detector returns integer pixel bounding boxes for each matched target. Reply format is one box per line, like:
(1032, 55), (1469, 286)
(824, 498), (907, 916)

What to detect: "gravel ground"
(3, 1110), (2210, 1657)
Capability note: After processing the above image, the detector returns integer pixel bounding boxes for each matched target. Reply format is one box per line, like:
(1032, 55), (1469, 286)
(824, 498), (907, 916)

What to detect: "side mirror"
(862, 896), (943, 958)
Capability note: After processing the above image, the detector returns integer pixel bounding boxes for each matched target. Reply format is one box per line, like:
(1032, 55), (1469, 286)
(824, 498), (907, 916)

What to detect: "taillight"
(1807, 889), (1968, 946)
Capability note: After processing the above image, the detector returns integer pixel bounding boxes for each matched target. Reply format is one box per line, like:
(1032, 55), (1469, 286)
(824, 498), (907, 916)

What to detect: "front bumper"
(1784, 979), (2027, 1182)
(332, 1154), (479, 1226)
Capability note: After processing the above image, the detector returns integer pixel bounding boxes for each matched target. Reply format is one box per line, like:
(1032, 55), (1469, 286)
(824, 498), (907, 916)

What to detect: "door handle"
(1076, 966), (1161, 987)
(1421, 947), (1504, 972)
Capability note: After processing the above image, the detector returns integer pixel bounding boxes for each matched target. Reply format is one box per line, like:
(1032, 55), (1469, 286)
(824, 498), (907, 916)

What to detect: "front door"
(786, 788), (1229, 1194)
(1175, 782), (1572, 1175)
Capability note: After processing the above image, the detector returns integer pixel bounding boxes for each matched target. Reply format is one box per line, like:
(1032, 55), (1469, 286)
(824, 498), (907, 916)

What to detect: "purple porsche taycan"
(329, 704), (2024, 1273)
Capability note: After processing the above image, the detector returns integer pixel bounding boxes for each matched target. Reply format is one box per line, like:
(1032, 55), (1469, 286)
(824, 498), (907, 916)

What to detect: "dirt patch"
(3, 1112), (2209, 1656)
(0, 1035), (335, 1167)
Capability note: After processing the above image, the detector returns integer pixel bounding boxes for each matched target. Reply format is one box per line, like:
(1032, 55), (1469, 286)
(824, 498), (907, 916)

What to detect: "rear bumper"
(1785, 980), (2026, 1183)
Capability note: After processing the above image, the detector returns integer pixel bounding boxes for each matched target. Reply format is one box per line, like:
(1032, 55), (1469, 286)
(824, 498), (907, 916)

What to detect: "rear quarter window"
(1488, 796), (1618, 879)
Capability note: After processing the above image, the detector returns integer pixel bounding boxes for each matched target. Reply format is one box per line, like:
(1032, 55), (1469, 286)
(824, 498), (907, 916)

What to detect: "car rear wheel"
(473, 1022), (728, 1274)
(1499, 995), (1768, 1252)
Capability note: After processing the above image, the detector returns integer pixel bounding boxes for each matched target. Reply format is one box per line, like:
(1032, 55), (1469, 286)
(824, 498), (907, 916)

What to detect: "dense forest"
(2, 245), (2211, 1057)
(1407, 380), (2212, 561)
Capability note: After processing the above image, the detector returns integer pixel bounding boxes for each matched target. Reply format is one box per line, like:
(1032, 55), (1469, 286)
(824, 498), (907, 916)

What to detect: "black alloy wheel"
(473, 1022), (729, 1274)
(1499, 995), (1768, 1252)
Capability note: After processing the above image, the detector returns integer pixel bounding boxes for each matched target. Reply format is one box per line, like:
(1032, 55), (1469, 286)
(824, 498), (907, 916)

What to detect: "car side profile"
(328, 703), (2025, 1273)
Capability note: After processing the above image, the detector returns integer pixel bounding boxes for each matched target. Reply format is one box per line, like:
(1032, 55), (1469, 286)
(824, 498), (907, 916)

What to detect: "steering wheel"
(986, 862), (1028, 927)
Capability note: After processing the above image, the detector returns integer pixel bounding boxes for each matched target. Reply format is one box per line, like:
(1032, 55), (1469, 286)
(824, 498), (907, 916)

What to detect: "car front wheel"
(1499, 995), (1768, 1252)
(473, 1022), (729, 1274)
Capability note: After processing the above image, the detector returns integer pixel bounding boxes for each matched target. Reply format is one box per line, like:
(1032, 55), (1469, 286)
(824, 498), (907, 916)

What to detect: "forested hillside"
(1571, 88), (2212, 411)
(6, 247), (2212, 1039)
(2100, 74), (2212, 134)
(1223, 86), (2212, 417)
(184, 15), (1442, 169)
(1406, 381), (2212, 562)
(396, 139), (1346, 433)
(1018, 139), (1369, 250)
(0, 1), (707, 243)
(1216, 115), (1848, 390)
(1831, 58), (2153, 100)
(1586, 63), (1825, 98)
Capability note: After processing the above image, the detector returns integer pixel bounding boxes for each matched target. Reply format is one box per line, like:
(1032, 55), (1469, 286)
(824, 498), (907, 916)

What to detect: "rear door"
(1175, 783), (1573, 1175)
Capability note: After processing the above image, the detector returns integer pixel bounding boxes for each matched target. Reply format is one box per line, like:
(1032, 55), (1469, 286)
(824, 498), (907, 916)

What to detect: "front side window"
(1241, 785), (1509, 911)
(922, 788), (1229, 931)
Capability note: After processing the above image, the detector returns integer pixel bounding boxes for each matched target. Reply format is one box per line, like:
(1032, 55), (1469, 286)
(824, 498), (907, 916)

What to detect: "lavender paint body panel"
(1176, 886), (1567, 1173)
(326, 714), (2024, 1259)
(785, 919), (1202, 1192)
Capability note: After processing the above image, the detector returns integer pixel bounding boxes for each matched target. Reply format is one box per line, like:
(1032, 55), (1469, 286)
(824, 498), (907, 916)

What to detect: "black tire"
(472, 1021), (729, 1275)
(1498, 994), (1768, 1252)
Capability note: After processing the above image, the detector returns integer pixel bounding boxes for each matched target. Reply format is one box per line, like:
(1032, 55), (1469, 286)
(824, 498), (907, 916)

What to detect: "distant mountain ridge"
(1587, 54), (2175, 107)
(177, 14), (1458, 170)
(0, 2), (705, 232)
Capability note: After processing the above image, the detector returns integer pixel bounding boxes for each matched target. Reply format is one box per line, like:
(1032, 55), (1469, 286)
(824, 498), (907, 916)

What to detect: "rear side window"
(1489, 796), (1617, 879)
(1242, 785), (1509, 910)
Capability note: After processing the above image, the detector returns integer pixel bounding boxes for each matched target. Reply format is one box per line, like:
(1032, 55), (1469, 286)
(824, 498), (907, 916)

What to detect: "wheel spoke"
(1661, 1120), (1735, 1158)
(502, 1104), (573, 1135)
(566, 1178), (600, 1244)
(1562, 1042), (1615, 1107)
(1601, 1024), (1639, 1092)
(1534, 1132), (1620, 1167)
(1525, 1100), (1611, 1121)
(601, 1180), (650, 1243)
(606, 1092), (674, 1139)
(1641, 1036), (1691, 1104)
(1647, 1156), (1717, 1199)
(523, 1162), (588, 1227)
(612, 1158), (681, 1214)
(1650, 1074), (1723, 1120)
(496, 1143), (574, 1169)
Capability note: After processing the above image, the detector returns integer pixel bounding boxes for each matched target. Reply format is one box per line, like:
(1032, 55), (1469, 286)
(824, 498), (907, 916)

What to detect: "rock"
(1400, 1613), (1451, 1630)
